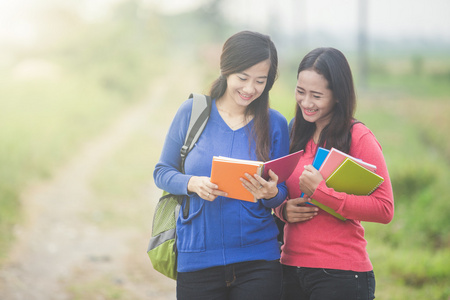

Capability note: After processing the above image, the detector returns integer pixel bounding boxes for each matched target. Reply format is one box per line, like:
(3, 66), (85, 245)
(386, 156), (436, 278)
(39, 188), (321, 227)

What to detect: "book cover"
(311, 158), (384, 221)
(319, 147), (377, 180)
(326, 158), (384, 195)
(261, 150), (303, 183)
(210, 157), (263, 202)
(312, 147), (330, 170)
(210, 151), (303, 202)
(303, 147), (330, 202)
(308, 199), (347, 221)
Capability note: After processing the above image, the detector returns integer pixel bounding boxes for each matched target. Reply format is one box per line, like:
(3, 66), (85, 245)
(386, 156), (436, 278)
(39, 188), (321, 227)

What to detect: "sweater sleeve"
(273, 200), (288, 222)
(311, 124), (394, 224)
(153, 99), (193, 196)
(260, 110), (290, 208)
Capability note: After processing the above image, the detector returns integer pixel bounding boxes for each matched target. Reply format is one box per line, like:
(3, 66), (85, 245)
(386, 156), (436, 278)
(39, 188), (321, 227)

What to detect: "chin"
(301, 114), (316, 123)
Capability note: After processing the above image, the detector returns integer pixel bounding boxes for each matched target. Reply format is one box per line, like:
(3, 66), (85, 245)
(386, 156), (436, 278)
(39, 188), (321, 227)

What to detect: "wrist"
(264, 187), (279, 200)
(187, 176), (195, 193)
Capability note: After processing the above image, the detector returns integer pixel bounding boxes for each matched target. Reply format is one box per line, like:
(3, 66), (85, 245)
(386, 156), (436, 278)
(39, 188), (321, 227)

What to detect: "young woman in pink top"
(274, 47), (394, 300)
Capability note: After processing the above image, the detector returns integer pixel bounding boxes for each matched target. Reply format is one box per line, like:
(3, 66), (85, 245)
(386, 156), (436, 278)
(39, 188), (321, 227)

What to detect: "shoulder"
(351, 122), (382, 152)
(268, 109), (289, 143)
(171, 97), (194, 125)
(352, 121), (369, 132)
(268, 108), (288, 125)
(178, 97), (194, 115)
(352, 122), (375, 140)
(268, 109), (289, 135)
(165, 97), (194, 137)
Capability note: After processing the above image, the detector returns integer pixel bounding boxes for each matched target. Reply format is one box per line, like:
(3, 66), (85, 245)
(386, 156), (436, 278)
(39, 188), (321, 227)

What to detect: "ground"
(0, 63), (206, 299)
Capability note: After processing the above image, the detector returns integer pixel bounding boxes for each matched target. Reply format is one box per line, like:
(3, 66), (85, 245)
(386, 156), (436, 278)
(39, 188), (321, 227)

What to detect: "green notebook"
(310, 158), (384, 221)
(326, 158), (384, 195)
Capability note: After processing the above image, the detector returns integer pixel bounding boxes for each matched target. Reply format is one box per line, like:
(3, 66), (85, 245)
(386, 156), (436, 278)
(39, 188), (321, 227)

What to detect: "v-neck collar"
(213, 100), (253, 132)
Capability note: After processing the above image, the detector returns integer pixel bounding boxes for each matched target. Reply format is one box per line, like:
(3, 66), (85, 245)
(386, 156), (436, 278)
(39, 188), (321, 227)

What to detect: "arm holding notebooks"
(300, 125), (394, 223)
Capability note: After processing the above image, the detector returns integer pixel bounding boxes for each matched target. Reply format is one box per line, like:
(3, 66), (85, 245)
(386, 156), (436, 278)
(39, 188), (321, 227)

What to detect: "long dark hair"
(209, 31), (278, 161)
(290, 47), (356, 154)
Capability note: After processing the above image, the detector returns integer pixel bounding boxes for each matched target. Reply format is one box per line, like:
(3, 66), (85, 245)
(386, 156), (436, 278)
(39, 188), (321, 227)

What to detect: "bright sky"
(222, 0), (450, 41)
(1, 0), (449, 46)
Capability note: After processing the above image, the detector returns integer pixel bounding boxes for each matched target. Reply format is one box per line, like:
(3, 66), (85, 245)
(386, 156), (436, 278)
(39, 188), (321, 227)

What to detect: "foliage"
(271, 52), (450, 299)
(0, 2), (166, 260)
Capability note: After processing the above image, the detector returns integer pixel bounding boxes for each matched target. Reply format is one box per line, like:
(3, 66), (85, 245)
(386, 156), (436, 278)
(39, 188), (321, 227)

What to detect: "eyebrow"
(240, 72), (268, 79)
(296, 86), (324, 95)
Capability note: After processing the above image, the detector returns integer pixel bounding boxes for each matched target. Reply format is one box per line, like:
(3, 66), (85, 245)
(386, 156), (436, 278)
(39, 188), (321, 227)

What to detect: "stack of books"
(307, 147), (384, 221)
(209, 147), (384, 221)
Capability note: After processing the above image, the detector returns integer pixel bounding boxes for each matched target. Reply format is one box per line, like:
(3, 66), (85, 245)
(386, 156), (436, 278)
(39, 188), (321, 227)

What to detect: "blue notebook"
(301, 147), (330, 199)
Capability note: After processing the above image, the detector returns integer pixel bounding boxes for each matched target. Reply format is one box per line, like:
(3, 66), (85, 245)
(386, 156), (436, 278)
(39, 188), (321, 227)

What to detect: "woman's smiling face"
(224, 59), (270, 108)
(296, 69), (336, 129)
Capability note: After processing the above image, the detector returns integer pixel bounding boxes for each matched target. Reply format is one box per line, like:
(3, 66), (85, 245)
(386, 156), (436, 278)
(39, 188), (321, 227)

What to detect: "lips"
(303, 108), (318, 116)
(239, 92), (253, 101)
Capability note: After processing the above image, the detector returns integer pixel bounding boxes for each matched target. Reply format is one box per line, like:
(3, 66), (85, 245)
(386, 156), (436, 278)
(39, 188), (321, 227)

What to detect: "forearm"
(261, 183), (288, 208)
(312, 180), (394, 223)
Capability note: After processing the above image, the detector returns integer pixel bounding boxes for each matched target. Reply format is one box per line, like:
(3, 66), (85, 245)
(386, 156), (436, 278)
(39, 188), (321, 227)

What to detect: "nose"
(242, 81), (256, 94)
(300, 94), (314, 108)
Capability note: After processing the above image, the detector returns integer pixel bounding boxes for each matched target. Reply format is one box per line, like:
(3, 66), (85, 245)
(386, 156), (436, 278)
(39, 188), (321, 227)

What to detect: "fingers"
(241, 173), (278, 199)
(202, 190), (215, 201)
(267, 169), (279, 182)
(188, 176), (227, 201)
(299, 165), (323, 197)
(199, 180), (218, 201)
(285, 197), (319, 223)
(303, 164), (316, 173)
(243, 172), (265, 187)
(241, 173), (263, 193)
(202, 188), (227, 201)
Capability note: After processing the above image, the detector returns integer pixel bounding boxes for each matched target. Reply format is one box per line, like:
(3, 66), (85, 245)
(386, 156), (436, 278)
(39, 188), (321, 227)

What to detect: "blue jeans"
(282, 265), (376, 300)
(177, 260), (283, 300)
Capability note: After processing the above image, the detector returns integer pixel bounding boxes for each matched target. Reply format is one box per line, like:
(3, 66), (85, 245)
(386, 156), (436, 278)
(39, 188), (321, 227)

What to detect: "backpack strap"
(180, 93), (212, 172)
(179, 93), (212, 218)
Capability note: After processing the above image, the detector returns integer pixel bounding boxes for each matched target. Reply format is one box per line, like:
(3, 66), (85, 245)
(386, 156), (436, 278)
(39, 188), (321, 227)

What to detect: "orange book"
(210, 157), (263, 202)
(210, 151), (303, 202)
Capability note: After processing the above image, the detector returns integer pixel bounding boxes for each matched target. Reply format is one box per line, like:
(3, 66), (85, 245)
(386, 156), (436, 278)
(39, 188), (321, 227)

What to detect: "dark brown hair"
(290, 47), (356, 154)
(209, 31), (278, 161)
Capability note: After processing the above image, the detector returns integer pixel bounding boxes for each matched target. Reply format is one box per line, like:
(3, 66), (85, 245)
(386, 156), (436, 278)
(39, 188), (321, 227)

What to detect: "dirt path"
(0, 62), (204, 299)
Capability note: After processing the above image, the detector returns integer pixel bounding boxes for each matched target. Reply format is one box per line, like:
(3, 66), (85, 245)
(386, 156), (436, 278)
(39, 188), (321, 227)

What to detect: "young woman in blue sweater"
(154, 31), (289, 300)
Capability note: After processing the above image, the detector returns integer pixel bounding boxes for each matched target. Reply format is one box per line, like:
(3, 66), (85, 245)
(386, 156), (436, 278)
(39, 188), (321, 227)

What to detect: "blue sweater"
(154, 98), (290, 272)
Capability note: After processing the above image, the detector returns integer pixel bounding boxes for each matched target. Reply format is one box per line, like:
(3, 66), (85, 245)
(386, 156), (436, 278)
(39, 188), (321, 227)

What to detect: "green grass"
(0, 8), (167, 261)
(355, 70), (450, 298)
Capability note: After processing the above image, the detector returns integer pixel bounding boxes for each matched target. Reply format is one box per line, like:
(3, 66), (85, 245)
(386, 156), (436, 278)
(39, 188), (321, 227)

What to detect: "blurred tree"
(199, 0), (229, 42)
(412, 54), (424, 77)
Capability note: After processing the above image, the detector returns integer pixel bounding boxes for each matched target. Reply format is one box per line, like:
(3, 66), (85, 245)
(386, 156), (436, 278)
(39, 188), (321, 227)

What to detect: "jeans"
(282, 265), (376, 300)
(177, 260), (283, 300)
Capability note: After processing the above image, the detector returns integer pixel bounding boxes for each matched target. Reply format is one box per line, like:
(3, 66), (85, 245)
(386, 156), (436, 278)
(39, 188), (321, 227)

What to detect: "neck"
(313, 124), (326, 144)
(216, 97), (246, 116)
(216, 98), (252, 130)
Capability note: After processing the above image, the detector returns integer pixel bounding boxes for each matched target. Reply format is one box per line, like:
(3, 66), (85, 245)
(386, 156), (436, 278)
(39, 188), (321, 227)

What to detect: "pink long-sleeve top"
(274, 123), (394, 272)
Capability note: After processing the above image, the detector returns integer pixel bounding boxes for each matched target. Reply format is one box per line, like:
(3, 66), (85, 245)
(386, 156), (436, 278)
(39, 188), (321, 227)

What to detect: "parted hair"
(209, 30), (278, 161)
(290, 47), (357, 154)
